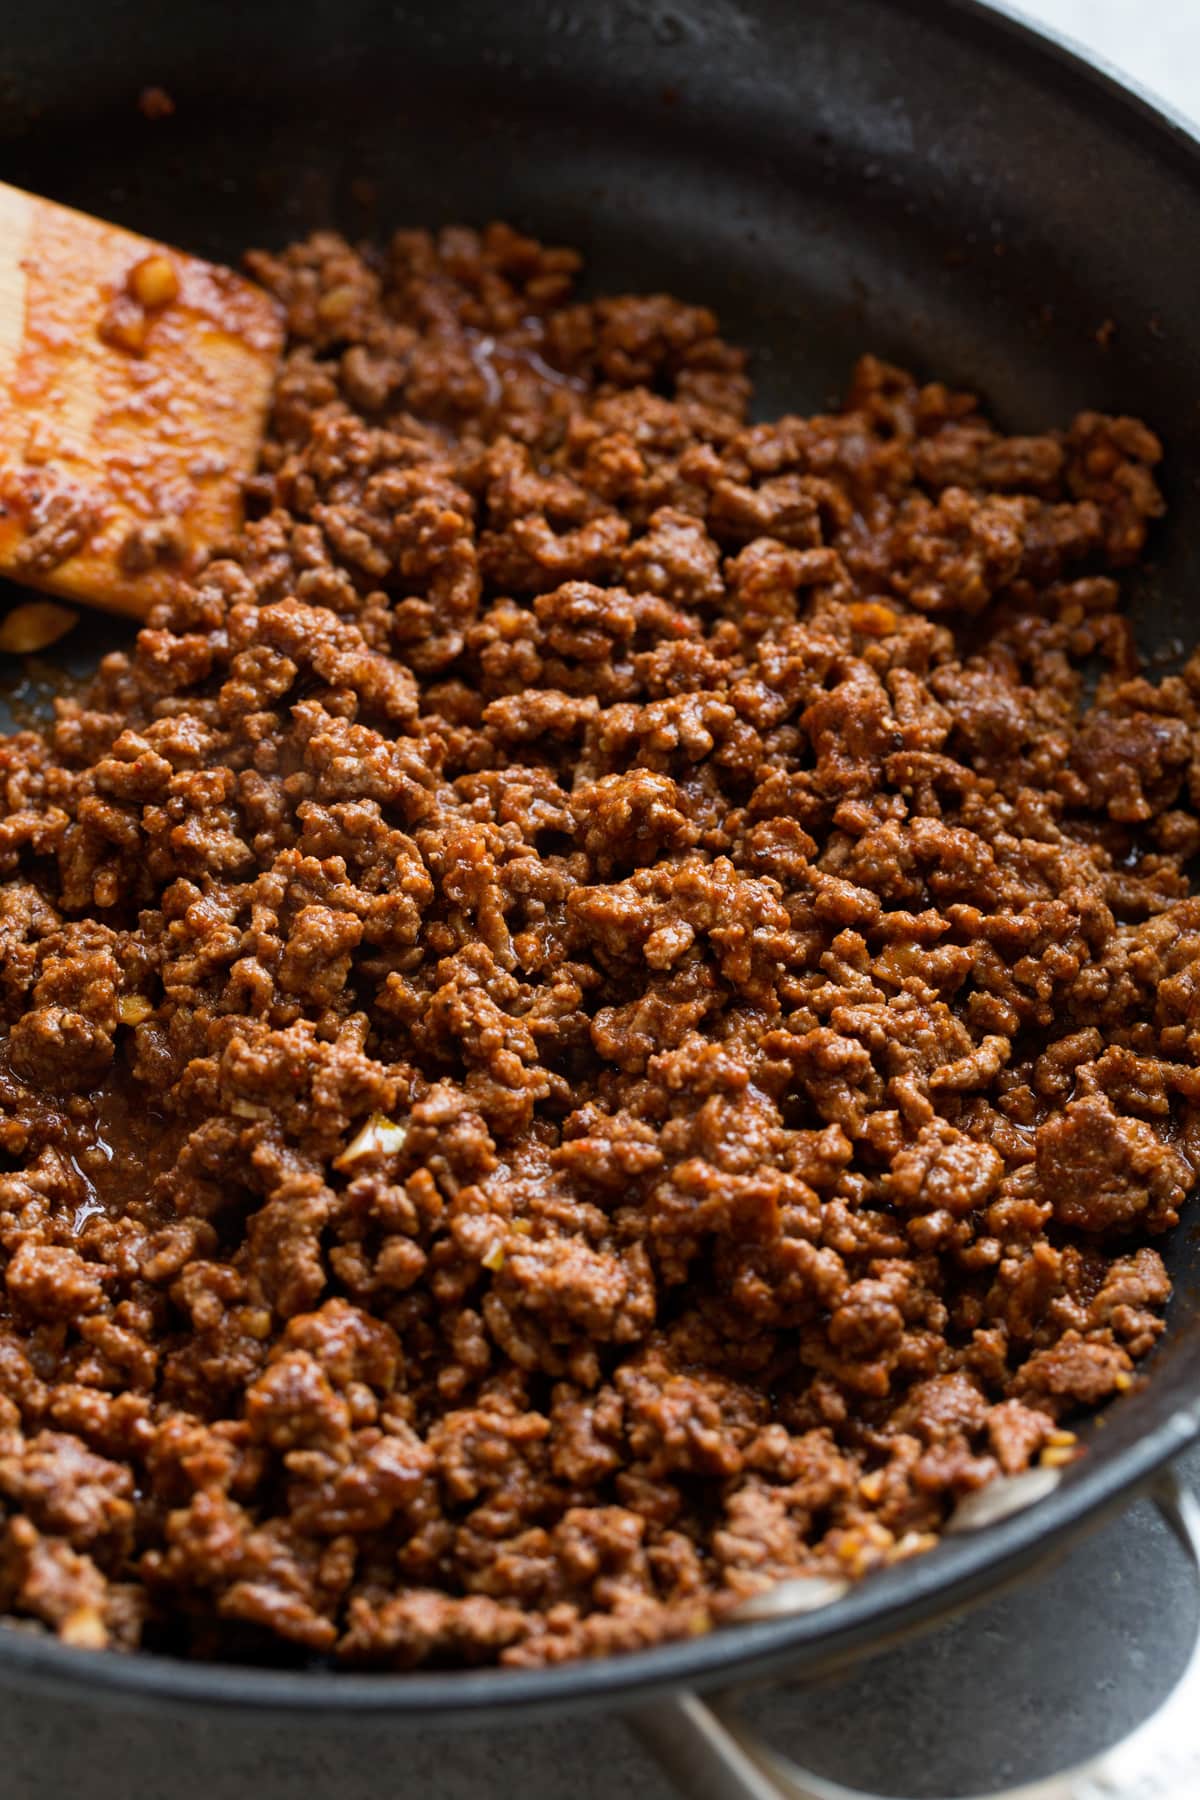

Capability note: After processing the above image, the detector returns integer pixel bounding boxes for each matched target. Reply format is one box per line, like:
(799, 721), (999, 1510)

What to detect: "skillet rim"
(2, 0), (1200, 1722)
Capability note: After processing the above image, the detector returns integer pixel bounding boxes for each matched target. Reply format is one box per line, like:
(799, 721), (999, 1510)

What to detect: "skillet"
(1, 1), (1200, 1794)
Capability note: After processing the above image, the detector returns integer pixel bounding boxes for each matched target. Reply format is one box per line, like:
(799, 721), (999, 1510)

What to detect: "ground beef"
(0, 219), (1191, 1669)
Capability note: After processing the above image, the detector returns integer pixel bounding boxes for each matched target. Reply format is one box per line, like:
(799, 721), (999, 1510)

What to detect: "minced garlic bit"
(0, 600), (78, 655)
(481, 1241), (506, 1273)
(334, 1112), (408, 1169)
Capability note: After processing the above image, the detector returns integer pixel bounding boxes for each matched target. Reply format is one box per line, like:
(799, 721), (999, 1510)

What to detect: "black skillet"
(2, 2), (1200, 1795)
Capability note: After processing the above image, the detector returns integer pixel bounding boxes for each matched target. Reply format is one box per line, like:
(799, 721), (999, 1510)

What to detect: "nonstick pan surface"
(1, 0), (1199, 1736)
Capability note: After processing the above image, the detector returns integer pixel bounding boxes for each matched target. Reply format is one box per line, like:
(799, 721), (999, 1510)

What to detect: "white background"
(1015, 0), (1200, 126)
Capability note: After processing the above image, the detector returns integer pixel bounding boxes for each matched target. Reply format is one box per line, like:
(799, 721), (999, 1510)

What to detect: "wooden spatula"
(0, 179), (283, 645)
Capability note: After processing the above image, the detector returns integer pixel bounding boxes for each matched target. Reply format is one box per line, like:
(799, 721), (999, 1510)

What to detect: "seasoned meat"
(0, 221), (1189, 1669)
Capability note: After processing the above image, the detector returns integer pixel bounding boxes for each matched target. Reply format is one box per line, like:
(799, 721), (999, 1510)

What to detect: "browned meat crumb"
(137, 86), (175, 121)
(0, 219), (1191, 1670)
(7, 479), (97, 576)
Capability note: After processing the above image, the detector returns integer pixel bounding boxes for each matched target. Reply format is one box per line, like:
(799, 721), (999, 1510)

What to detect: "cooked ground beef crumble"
(0, 220), (1194, 1668)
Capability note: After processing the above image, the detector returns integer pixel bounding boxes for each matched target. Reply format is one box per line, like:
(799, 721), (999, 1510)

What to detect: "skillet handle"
(629, 1468), (1200, 1800)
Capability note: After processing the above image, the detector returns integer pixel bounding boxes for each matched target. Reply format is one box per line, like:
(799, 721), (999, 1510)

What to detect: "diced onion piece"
(118, 994), (153, 1025)
(60, 1606), (108, 1650)
(481, 1241), (505, 1272)
(335, 1112), (408, 1170)
(230, 1098), (269, 1120)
